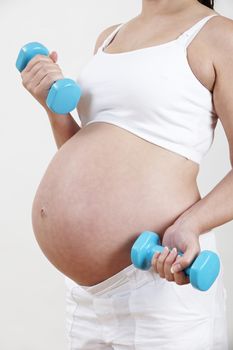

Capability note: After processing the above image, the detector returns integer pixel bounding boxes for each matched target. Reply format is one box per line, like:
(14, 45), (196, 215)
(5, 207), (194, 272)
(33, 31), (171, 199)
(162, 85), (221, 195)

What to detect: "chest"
(77, 43), (213, 123)
(104, 36), (216, 93)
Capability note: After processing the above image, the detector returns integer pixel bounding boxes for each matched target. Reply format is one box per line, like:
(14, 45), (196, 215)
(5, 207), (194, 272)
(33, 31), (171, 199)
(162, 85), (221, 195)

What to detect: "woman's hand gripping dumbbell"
(16, 42), (81, 114)
(131, 231), (220, 291)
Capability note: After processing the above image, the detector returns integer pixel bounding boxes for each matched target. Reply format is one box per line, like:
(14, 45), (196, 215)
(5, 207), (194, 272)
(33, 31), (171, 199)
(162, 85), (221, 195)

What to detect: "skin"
(20, 0), (233, 287)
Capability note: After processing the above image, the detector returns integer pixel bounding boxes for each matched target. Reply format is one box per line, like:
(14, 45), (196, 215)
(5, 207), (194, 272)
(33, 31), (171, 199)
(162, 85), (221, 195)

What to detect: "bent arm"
(47, 23), (121, 149)
(178, 17), (233, 235)
(178, 169), (233, 234)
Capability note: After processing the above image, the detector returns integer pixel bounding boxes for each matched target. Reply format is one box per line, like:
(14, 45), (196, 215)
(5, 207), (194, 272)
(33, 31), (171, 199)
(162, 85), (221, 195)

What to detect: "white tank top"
(77, 14), (219, 165)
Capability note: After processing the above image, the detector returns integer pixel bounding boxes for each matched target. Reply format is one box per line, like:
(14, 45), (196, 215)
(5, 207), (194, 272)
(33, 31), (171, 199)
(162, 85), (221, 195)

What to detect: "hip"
(65, 229), (228, 349)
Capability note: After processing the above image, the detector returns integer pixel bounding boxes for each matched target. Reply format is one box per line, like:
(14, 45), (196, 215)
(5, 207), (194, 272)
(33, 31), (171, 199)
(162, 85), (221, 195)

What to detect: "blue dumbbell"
(131, 231), (220, 291)
(16, 42), (82, 114)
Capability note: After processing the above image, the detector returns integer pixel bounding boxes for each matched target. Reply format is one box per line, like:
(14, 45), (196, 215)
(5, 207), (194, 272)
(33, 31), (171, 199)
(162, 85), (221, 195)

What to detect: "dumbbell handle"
(148, 245), (191, 275)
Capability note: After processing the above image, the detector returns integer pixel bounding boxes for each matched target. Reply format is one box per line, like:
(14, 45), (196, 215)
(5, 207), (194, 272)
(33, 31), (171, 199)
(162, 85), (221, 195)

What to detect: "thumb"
(171, 246), (200, 273)
(49, 51), (58, 63)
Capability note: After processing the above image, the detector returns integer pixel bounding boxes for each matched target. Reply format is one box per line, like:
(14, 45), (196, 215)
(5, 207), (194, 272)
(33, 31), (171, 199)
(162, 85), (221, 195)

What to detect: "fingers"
(152, 246), (176, 280)
(29, 65), (62, 90)
(49, 51), (58, 63)
(171, 245), (200, 274)
(23, 63), (59, 88)
(151, 251), (160, 273)
(22, 54), (53, 74)
(20, 52), (64, 107)
(21, 54), (59, 87)
(33, 70), (63, 93)
(156, 246), (170, 278)
(164, 247), (178, 281)
(171, 256), (190, 285)
(152, 247), (190, 286)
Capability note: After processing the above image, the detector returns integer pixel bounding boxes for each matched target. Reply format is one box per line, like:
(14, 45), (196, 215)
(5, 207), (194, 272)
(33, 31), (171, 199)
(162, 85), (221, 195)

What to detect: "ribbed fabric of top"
(77, 14), (219, 164)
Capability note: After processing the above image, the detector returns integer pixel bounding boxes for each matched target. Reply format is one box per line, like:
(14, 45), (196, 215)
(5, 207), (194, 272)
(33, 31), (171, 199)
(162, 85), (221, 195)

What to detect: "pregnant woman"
(20, 0), (231, 348)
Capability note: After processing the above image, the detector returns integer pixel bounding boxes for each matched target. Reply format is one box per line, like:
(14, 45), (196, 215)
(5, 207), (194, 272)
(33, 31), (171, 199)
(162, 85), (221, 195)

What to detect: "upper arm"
(93, 24), (121, 55)
(212, 16), (233, 167)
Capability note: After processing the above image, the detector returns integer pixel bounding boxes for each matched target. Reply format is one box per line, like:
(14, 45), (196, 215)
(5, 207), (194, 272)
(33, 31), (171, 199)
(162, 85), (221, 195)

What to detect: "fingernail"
(171, 264), (181, 273)
(171, 247), (177, 254)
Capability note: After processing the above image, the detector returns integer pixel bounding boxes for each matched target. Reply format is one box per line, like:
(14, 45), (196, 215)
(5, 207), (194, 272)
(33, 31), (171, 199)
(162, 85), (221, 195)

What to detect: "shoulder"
(210, 14), (233, 41)
(93, 24), (121, 55)
(207, 14), (233, 67)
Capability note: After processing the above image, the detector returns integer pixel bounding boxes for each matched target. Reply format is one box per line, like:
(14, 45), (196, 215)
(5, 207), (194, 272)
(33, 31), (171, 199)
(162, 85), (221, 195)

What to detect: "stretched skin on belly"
(31, 122), (200, 286)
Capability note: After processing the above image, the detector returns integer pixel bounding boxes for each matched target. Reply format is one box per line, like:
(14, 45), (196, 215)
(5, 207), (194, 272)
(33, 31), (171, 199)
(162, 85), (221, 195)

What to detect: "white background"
(0, 0), (232, 348)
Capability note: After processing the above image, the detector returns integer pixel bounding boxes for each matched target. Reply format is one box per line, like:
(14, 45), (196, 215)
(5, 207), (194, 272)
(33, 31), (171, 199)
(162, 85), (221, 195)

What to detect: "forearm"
(45, 107), (81, 149)
(178, 168), (233, 234)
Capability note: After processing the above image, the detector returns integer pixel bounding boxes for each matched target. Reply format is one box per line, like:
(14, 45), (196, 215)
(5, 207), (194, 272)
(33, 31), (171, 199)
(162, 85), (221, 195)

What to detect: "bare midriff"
(31, 122), (201, 286)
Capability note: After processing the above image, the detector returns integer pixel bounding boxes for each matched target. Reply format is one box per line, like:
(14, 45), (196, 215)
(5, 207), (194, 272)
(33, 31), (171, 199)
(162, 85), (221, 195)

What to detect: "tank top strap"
(101, 23), (124, 51)
(177, 14), (219, 49)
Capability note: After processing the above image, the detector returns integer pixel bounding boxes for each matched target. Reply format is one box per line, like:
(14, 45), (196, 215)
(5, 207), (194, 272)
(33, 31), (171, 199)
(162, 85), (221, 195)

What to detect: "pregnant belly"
(31, 122), (201, 286)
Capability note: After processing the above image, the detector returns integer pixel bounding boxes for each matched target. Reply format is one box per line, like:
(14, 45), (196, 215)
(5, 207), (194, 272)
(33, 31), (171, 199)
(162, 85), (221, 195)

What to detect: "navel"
(40, 207), (47, 218)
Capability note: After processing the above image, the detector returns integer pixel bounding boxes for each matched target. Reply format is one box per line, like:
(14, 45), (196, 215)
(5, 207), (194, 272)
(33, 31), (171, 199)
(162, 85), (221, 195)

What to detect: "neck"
(140, 0), (198, 18)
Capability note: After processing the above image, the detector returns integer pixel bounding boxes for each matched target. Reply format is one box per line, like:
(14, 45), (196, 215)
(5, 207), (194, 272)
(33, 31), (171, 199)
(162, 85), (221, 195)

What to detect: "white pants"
(64, 230), (228, 349)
